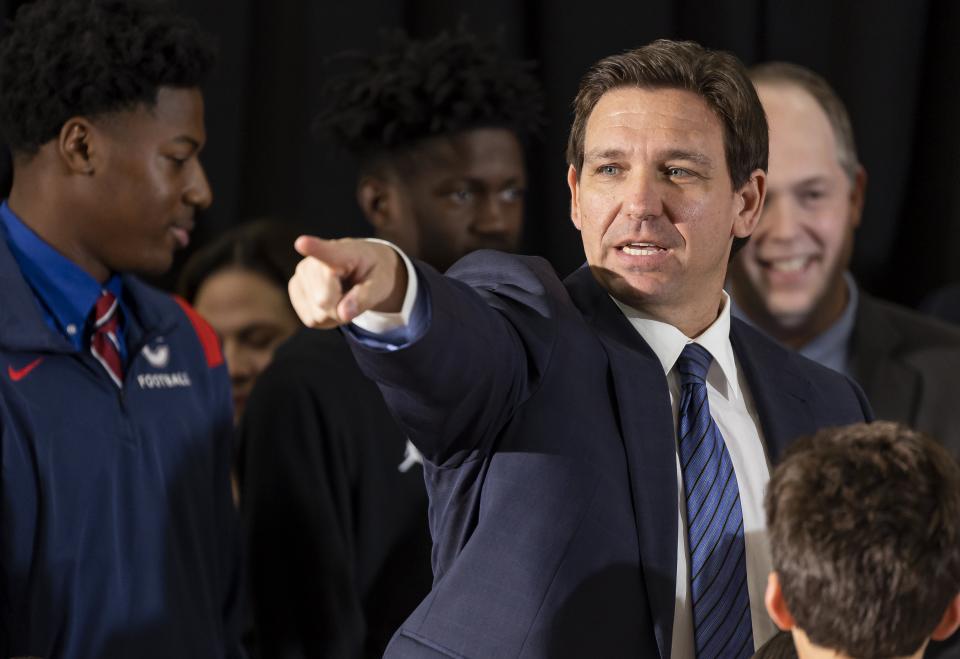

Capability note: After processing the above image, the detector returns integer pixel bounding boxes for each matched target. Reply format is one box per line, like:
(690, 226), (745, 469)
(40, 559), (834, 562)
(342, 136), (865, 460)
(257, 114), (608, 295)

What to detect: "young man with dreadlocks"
(239, 28), (543, 659)
(0, 1), (242, 657)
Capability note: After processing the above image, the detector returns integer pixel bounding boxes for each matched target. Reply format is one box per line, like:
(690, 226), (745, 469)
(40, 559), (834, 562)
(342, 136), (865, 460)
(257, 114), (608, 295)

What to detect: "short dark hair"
(312, 27), (543, 174)
(749, 61), (860, 182)
(0, 0), (217, 155)
(766, 421), (960, 657)
(177, 220), (303, 305)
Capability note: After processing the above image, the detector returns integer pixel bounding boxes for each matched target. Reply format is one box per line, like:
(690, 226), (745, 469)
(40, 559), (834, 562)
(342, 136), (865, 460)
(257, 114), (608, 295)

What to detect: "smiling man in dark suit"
(286, 39), (871, 658)
(728, 62), (960, 457)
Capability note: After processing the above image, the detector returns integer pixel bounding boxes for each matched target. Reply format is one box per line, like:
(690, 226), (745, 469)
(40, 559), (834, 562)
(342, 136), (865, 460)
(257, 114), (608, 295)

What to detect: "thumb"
(337, 277), (378, 324)
(336, 247), (407, 323)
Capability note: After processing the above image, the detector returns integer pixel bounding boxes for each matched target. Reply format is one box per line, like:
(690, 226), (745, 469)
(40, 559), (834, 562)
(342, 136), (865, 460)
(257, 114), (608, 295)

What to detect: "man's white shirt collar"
(611, 291), (740, 402)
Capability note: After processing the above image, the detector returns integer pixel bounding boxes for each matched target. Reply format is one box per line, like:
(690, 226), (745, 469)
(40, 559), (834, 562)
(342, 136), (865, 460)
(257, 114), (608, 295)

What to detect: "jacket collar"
(0, 233), (180, 354)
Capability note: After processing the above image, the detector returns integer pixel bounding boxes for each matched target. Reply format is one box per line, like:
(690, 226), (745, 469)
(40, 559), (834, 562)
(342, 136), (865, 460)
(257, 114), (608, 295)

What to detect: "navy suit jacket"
(348, 251), (872, 659)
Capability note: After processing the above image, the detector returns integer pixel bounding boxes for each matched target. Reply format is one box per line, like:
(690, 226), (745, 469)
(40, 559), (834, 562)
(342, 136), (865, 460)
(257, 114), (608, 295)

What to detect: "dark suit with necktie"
(348, 250), (872, 658)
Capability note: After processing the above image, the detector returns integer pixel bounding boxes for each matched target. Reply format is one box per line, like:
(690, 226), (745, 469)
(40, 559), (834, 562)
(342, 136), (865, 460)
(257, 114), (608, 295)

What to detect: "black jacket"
(240, 328), (432, 659)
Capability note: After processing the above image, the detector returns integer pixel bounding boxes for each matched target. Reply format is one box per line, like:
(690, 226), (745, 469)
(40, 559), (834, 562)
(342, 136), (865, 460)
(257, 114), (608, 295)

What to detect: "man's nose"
(472, 196), (512, 237)
(623, 172), (664, 220)
(185, 161), (213, 210)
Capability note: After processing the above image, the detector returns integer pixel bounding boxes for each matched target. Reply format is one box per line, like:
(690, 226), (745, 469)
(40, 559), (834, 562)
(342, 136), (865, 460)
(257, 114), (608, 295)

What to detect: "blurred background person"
(760, 422), (960, 658)
(178, 219), (302, 424)
(239, 28), (543, 659)
(727, 62), (960, 455)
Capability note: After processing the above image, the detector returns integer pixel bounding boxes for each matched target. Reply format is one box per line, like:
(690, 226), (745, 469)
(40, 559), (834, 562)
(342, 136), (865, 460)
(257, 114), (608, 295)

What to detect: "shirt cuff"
(351, 238), (418, 333)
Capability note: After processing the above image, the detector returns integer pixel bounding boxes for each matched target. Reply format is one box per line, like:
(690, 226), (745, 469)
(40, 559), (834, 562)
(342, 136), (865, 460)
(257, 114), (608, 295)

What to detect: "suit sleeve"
(345, 252), (566, 467)
(239, 359), (366, 659)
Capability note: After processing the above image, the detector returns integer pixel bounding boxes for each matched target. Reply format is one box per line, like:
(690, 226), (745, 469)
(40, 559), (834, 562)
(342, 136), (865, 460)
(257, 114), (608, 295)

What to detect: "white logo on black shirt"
(398, 439), (423, 472)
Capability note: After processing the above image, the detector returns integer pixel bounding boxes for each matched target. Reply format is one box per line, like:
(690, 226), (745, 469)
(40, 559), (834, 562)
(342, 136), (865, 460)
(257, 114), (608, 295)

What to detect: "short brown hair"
(749, 61), (859, 182)
(566, 39), (768, 190)
(766, 422), (960, 657)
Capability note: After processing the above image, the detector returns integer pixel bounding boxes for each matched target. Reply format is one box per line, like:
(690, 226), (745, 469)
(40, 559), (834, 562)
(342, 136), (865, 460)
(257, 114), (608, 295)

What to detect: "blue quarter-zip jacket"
(0, 223), (244, 657)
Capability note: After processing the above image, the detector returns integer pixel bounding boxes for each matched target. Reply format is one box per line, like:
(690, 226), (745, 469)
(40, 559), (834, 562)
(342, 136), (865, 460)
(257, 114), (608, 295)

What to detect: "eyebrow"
(661, 150), (713, 167)
(794, 175), (832, 187)
(583, 148), (627, 162)
(583, 147), (714, 167)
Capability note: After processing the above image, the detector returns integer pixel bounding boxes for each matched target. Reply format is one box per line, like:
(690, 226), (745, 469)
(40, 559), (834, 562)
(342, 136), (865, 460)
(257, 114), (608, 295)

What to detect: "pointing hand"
(288, 236), (408, 328)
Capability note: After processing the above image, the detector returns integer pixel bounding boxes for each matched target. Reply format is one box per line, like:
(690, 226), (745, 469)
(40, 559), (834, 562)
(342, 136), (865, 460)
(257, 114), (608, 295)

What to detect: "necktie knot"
(94, 290), (119, 328)
(676, 342), (713, 387)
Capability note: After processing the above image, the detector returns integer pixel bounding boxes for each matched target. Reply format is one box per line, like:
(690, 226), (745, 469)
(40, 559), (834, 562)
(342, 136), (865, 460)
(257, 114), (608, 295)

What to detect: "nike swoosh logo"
(8, 357), (44, 381)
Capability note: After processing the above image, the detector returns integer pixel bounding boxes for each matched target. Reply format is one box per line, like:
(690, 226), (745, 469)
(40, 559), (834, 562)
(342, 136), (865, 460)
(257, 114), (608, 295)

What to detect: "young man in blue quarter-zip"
(0, 1), (243, 657)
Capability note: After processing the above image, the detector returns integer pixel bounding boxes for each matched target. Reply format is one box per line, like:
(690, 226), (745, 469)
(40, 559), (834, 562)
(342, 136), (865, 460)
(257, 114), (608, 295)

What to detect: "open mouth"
(620, 242), (666, 256)
(170, 225), (192, 248)
(760, 255), (816, 272)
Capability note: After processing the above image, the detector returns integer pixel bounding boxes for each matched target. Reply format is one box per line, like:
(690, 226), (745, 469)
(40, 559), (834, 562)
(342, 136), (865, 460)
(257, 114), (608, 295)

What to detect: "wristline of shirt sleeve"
(351, 238), (418, 334)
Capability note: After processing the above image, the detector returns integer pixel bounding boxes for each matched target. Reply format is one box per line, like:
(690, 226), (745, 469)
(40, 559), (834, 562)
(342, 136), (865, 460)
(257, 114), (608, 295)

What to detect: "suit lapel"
(849, 295), (920, 423)
(730, 320), (813, 464)
(566, 267), (678, 659)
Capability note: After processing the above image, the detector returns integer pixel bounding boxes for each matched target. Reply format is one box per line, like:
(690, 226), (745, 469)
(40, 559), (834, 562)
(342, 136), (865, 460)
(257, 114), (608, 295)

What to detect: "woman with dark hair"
(179, 219), (303, 423)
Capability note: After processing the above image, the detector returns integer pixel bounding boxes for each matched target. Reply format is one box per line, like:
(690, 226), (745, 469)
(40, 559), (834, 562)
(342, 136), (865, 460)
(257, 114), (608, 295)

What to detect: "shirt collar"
(612, 291), (740, 401)
(796, 273), (858, 377)
(0, 200), (123, 347)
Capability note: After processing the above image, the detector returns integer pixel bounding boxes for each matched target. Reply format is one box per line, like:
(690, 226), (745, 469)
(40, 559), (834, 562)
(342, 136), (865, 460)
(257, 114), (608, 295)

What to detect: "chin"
(599, 271), (668, 308)
(130, 248), (176, 276)
(764, 302), (817, 330)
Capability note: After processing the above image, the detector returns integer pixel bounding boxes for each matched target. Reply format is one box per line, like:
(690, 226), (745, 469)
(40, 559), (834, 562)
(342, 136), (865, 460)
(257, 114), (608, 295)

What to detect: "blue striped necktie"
(676, 343), (753, 658)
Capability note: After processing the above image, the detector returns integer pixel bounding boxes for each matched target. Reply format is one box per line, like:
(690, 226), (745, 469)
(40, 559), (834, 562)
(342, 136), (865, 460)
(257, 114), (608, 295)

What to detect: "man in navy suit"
(287, 40), (871, 658)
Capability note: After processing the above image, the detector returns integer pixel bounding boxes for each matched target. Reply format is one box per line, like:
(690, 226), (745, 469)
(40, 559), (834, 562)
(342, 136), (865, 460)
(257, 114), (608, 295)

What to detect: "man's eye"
(596, 165), (620, 176)
(666, 166), (692, 178)
(499, 187), (525, 202)
(449, 190), (475, 204)
(167, 155), (188, 167)
(799, 189), (825, 203)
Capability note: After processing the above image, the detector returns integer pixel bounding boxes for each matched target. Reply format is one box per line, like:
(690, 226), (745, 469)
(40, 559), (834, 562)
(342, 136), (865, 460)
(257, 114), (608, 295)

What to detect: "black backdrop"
(1, 0), (957, 305)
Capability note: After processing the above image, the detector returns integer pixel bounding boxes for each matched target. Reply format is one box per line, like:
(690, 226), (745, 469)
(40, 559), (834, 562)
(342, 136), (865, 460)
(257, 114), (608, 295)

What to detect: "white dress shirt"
(613, 293), (777, 657)
(355, 253), (777, 655)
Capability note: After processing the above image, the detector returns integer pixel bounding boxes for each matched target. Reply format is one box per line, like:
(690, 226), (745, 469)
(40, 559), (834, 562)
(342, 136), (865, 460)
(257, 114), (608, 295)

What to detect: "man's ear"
(931, 593), (960, 641)
(567, 164), (582, 231)
(848, 165), (867, 230)
(357, 175), (397, 233)
(732, 168), (766, 239)
(58, 118), (96, 175)
(765, 572), (796, 631)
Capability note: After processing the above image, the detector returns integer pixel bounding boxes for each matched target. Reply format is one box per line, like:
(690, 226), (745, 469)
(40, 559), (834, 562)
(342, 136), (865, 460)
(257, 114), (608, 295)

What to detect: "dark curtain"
(1, 0), (955, 304)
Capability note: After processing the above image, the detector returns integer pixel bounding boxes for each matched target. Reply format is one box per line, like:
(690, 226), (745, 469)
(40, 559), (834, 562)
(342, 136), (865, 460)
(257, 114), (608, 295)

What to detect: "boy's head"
(313, 28), (543, 271)
(765, 421), (960, 658)
(0, 0), (217, 280)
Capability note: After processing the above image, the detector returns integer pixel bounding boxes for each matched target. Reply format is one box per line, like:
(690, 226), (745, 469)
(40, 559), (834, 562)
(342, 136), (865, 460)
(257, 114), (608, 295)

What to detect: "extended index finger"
(294, 236), (357, 276)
